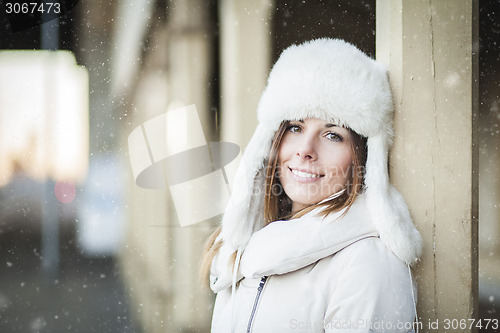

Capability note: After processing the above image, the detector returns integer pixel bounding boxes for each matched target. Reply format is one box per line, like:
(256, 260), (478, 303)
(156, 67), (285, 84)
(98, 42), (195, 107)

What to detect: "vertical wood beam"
(376, 0), (479, 330)
(165, 0), (214, 331)
(219, 0), (274, 148)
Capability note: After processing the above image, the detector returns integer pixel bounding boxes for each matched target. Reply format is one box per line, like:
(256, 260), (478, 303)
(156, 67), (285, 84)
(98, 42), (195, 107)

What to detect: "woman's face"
(277, 118), (353, 213)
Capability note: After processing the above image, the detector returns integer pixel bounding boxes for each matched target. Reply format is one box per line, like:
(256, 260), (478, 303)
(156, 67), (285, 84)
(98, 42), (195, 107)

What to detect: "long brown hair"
(200, 120), (368, 286)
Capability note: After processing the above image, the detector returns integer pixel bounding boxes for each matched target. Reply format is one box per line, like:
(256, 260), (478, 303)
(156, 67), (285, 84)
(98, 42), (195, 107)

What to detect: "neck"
(291, 202), (307, 214)
(290, 189), (347, 215)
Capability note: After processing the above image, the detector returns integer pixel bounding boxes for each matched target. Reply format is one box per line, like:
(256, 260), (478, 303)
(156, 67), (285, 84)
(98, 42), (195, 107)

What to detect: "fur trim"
(220, 38), (422, 265)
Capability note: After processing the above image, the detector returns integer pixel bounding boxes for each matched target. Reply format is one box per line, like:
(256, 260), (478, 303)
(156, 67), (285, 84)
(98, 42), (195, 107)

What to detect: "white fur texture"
(220, 38), (422, 265)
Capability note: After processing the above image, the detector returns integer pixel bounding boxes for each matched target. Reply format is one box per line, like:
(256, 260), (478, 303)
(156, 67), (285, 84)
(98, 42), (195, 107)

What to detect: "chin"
(287, 193), (324, 207)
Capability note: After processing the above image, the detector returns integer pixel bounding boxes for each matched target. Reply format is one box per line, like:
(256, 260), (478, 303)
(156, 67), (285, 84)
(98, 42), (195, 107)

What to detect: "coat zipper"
(246, 276), (268, 333)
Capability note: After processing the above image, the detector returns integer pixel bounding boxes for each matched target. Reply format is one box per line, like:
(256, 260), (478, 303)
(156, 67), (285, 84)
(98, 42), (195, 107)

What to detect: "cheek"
(277, 137), (293, 164)
(340, 152), (353, 169)
(326, 148), (353, 174)
(276, 147), (289, 179)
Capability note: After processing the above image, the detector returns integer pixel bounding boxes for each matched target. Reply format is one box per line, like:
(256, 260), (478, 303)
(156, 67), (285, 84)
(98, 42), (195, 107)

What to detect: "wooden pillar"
(116, 0), (216, 331)
(376, 0), (479, 330)
(219, 0), (274, 147)
(164, 0), (214, 331)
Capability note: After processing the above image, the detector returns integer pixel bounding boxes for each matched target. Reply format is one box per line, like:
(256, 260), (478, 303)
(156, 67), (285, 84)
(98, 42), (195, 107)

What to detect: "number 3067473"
(5, 2), (61, 14)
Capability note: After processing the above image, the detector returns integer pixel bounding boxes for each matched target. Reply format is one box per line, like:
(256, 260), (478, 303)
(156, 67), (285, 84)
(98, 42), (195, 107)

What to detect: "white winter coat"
(210, 194), (417, 332)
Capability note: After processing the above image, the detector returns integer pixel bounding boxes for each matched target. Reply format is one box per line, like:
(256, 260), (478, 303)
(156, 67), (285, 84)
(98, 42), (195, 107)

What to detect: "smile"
(289, 167), (324, 179)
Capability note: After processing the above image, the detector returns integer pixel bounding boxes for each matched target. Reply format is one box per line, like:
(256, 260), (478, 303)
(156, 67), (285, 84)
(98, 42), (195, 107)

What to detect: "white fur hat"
(221, 38), (422, 265)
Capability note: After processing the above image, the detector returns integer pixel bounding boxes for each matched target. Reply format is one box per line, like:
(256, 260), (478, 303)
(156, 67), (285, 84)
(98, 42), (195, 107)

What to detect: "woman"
(202, 38), (422, 332)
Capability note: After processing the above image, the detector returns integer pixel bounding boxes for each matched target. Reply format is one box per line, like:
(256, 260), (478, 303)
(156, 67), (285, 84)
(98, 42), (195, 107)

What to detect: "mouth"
(289, 167), (324, 179)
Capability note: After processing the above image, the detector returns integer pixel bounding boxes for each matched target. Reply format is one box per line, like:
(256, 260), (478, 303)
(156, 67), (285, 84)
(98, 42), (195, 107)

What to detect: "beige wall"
(377, 0), (479, 330)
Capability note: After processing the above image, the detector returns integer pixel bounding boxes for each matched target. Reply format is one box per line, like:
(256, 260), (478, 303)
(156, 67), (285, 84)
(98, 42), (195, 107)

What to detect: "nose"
(296, 136), (317, 160)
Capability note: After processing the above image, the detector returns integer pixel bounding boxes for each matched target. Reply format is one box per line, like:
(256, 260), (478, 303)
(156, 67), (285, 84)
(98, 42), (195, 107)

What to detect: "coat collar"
(211, 194), (379, 292)
(239, 193), (378, 278)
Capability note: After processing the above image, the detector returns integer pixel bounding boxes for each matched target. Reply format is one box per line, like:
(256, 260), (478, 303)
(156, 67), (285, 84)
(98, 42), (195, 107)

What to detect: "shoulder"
(330, 236), (410, 279)
(322, 237), (417, 330)
(321, 236), (415, 305)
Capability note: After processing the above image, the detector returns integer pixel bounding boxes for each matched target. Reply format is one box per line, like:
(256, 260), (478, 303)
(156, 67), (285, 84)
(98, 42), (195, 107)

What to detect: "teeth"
(291, 169), (321, 178)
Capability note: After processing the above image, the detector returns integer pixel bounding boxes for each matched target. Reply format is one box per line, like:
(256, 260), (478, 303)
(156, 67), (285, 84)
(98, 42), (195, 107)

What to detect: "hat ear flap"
(365, 134), (390, 193)
(386, 185), (423, 264)
(221, 124), (273, 251)
(365, 134), (422, 265)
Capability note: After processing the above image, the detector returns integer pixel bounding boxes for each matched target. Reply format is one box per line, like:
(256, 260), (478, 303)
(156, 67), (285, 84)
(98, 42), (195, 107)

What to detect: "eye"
(325, 132), (343, 142)
(286, 124), (302, 133)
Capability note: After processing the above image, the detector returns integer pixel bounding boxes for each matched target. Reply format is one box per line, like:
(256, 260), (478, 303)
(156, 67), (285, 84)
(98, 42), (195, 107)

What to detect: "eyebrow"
(295, 119), (338, 128)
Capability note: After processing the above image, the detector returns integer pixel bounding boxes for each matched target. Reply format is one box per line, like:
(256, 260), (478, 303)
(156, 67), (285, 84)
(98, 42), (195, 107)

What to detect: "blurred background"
(0, 0), (499, 332)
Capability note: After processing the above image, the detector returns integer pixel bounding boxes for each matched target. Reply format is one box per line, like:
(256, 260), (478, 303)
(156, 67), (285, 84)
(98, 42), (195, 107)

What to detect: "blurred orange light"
(0, 50), (89, 186)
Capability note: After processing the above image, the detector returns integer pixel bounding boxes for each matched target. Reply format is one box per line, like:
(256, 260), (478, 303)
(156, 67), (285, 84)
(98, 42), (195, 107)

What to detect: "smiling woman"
(278, 119), (353, 212)
(277, 118), (360, 214)
(262, 118), (367, 223)
(202, 38), (422, 333)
